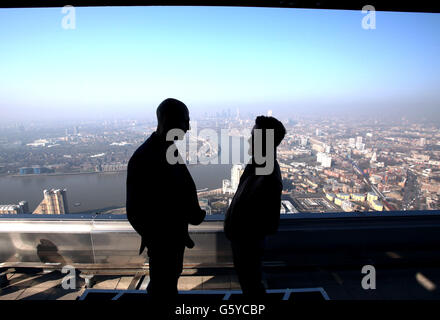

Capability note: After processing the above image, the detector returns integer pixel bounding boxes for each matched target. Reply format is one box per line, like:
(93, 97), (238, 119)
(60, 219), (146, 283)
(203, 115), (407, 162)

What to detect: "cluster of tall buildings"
(348, 136), (365, 151)
(0, 201), (29, 214)
(0, 189), (69, 215)
(33, 189), (69, 214)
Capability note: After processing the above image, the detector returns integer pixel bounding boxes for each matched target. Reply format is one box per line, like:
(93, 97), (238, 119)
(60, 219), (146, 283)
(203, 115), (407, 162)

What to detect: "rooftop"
(2, 212), (440, 300)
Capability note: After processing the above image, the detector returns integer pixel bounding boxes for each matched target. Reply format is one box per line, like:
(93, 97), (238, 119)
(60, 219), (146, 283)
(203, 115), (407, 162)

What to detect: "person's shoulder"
(128, 133), (157, 165)
(259, 161), (281, 180)
(135, 133), (158, 155)
(268, 161), (282, 188)
(273, 160), (281, 178)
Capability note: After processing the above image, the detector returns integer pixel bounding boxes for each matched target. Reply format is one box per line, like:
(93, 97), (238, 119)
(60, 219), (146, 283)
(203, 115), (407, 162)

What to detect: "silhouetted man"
(224, 116), (286, 299)
(126, 98), (206, 302)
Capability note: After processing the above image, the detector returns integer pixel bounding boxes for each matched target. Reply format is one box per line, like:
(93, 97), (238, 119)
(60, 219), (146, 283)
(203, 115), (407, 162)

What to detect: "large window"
(0, 6), (439, 215)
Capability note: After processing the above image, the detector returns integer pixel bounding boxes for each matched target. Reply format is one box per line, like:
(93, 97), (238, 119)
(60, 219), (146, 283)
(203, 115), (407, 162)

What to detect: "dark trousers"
(231, 238), (266, 298)
(146, 244), (185, 302)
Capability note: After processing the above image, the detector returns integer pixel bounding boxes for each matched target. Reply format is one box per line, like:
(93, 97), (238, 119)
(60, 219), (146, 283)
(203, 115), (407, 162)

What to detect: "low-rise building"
(351, 193), (366, 202)
(336, 193), (350, 200)
(371, 200), (383, 211)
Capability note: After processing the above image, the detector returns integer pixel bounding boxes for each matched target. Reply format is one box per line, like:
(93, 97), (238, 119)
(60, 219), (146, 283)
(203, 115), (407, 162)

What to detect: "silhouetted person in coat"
(224, 116), (286, 299)
(126, 98), (206, 302)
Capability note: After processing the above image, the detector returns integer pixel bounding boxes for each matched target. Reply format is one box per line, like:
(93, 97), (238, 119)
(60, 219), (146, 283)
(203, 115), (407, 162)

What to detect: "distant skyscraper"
(231, 164), (245, 191)
(348, 138), (356, 148)
(317, 152), (332, 168)
(33, 189), (69, 214)
(300, 137), (308, 147)
(322, 155), (332, 168)
(222, 165), (245, 195)
(222, 179), (233, 194)
(355, 136), (364, 150)
(317, 152), (324, 163)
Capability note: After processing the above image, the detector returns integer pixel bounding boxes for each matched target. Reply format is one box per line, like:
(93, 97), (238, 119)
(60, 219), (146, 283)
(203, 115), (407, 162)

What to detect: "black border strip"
(0, 1), (439, 13)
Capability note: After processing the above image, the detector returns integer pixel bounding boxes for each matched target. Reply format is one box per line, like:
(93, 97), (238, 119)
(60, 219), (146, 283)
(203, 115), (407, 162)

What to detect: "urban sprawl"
(1, 111), (439, 215)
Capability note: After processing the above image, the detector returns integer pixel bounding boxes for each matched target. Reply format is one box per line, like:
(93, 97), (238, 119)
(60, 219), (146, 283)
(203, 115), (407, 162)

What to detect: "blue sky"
(0, 6), (439, 122)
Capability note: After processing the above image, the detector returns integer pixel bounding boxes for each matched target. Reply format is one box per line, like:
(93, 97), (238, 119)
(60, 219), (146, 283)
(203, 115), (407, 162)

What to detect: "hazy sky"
(0, 6), (439, 122)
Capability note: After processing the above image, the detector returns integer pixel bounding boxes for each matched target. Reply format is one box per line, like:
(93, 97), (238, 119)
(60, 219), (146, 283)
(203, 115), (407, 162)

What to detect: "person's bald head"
(156, 98), (190, 137)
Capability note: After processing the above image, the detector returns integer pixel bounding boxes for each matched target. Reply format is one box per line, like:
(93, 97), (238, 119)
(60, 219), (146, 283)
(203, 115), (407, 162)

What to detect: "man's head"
(156, 98), (190, 139)
(254, 116), (286, 147)
(248, 116), (286, 157)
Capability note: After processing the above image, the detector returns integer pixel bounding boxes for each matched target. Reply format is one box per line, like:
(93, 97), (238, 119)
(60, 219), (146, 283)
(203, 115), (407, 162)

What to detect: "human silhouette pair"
(126, 98), (286, 303)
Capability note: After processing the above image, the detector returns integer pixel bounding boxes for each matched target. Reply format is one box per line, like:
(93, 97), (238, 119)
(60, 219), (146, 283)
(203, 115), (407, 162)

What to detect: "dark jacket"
(224, 161), (283, 241)
(126, 131), (206, 254)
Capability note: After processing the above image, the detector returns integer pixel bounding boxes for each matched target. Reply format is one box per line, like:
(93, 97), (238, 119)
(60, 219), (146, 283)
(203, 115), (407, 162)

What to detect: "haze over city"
(1, 6), (440, 216)
(0, 6), (439, 123)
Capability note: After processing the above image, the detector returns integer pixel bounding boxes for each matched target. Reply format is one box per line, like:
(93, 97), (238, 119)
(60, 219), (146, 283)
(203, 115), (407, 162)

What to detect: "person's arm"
(252, 177), (282, 236)
(180, 164), (206, 225)
(187, 193), (206, 225)
(127, 155), (163, 236)
(265, 179), (283, 235)
(188, 209), (206, 225)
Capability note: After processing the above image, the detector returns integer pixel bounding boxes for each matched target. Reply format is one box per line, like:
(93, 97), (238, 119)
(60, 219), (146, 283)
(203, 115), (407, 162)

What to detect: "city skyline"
(1, 111), (440, 214)
(0, 7), (439, 122)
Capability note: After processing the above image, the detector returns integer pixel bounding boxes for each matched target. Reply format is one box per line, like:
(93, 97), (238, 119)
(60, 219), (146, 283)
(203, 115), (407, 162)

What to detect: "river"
(0, 163), (232, 213)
